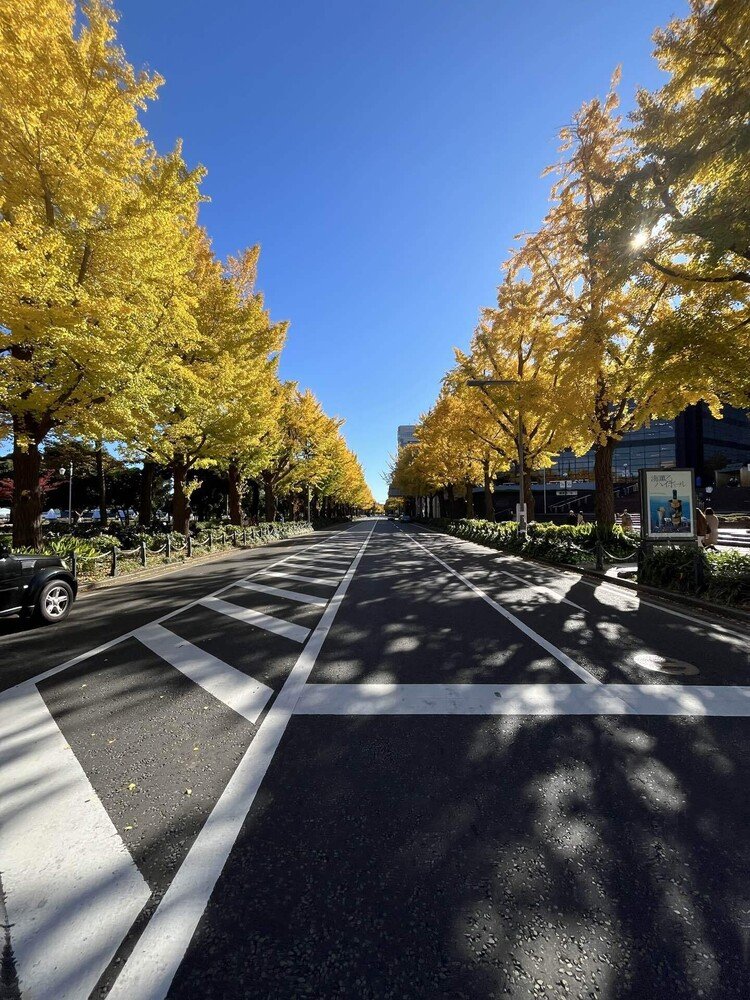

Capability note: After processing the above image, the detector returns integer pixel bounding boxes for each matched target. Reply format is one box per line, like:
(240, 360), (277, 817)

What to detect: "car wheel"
(34, 580), (74, 624)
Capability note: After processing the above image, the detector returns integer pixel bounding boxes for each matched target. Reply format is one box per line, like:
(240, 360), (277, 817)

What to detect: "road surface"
(0, 519), (747, 1000)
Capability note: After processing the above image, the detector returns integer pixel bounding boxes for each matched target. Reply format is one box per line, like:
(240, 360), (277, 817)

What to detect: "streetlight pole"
(466, 378), (527, 534)
(59, 464), (73, 528)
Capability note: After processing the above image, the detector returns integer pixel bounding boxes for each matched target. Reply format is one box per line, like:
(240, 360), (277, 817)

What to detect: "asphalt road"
(0, 518), (748, 1000)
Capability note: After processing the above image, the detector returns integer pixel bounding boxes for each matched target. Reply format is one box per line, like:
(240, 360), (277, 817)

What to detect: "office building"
(548, 402), (750, 482)
(397, 425), (418, 449)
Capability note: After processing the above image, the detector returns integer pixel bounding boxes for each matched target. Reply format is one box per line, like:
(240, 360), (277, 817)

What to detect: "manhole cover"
(632, 652), (699, 676)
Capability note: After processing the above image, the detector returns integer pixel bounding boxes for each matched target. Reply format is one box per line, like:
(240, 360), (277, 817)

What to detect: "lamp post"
(467, 378), (526, 533)
(59, 464), (73, 528)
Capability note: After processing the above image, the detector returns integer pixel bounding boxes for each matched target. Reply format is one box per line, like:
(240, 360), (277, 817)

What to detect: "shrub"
(428, 518), (638, 566)
(639, 545), (750, 608)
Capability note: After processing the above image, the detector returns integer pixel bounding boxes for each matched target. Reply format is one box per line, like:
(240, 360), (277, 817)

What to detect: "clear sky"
(117, 0), (686, 502)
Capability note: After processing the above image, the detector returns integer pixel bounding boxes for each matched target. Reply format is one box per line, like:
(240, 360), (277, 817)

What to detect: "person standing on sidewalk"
(704, 507), (719, 549)
(620, 509), (633, 532)
(696, 506), (708, 545)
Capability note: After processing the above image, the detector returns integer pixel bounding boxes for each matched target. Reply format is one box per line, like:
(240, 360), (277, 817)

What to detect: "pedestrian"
(695, 506), (708, 545)
(620, 509), (633, 532)
(568, 509), (576, 525)
(576, 510), (585, 526)
(704, 507), (719, 549)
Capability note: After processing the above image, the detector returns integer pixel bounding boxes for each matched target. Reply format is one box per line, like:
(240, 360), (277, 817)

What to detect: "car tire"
(34, 579), (74, 625)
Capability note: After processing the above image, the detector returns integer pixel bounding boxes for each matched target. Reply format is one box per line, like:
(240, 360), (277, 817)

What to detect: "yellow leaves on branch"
(0, 0), (204, 443)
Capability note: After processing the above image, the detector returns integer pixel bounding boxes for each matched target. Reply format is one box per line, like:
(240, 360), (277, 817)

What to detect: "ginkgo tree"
(0, 0), (204, 546)
(259, 386), (340, 522)
(416, 378), (511, 519)
(132, 235), (285, 535)
(513, 76), (711, 526)
(454, 276), (580, 520)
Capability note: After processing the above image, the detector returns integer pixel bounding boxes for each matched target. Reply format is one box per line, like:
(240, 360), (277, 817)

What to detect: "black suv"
(0, 546), (78, 624)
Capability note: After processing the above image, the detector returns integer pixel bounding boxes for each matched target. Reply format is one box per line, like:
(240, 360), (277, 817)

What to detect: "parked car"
(399, 514), (412, 523)
(0, 507), (10, 524)
(0, 545), (78, 624)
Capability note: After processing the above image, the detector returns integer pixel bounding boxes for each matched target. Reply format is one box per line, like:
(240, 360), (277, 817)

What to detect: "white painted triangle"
(135, 623), (273, 723)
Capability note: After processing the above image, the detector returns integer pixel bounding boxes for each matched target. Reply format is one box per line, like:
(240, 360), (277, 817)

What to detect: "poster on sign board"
(639, 469), (697, 541)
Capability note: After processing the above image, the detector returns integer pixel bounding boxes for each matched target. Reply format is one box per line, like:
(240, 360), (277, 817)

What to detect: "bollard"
(595, 540), (604, 571)
(140, 539), (147, 567)
(70, 551), (78, 580)
(166, 535), (171, 559)
(111, 545), (118, 577)
(187, 535), (192, 558)
(208, 530), (213, 551)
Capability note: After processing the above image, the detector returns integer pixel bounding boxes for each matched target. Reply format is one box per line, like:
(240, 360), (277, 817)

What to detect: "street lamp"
(59, 463), (73, 527)
(466, 378), (527, 533)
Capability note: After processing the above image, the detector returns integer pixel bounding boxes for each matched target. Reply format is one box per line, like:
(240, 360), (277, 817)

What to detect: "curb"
(412, 523), (750, 629)
(75, 531), (315, 595)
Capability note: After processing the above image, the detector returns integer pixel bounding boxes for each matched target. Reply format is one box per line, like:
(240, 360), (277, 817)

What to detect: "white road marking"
(107, 523), (377, 1000)
(234, 580), (328, 606)
(134, 623), (273, 723)
(412, 524), (749, 644)
(397, 528), (600, 685)
(264, 570), (340, 587)
(496, 567), (589, 613)
(199, 596), (311, 643)
(3, 528), (343, 695)
(295, 682), (750, 716)
(286, 554), (350, 569)
(0, 684), (150, 1000)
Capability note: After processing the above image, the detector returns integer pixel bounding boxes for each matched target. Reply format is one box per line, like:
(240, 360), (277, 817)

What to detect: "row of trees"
(390, 0), (748, 526)
(1, 0), (373, 547)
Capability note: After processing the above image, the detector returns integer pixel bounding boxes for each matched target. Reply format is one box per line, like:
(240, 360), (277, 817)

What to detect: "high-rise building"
(397, 425), (418, 449)
(548, 402), (750, 482)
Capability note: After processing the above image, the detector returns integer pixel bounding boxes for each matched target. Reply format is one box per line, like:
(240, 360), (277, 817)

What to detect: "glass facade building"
(548, 403), (750, 482)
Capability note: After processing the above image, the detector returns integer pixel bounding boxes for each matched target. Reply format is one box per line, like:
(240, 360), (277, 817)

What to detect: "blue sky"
(117, 0), (686, 502)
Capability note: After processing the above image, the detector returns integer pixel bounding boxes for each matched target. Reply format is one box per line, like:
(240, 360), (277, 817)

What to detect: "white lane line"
(234, 580), (328, 606)
(295, 682), (750, 716)
(415, 525), (749, 644)
(0, 684), (150, 1000)
(134, 623), (273, 724)
(264, 570), (340, 587)
(397, 527), (600, 685)
(285, 554), (351, 569)
(6, 529), (351, 695)
(496, 567), (588, 614)
(199, 596), (310, 644)
(107, 524), (377, 1000)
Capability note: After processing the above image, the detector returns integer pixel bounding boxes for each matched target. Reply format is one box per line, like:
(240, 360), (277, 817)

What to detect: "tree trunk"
(523, 468), (535, 522)
(139, 459), (155, 528)
(447, 483), (455, 518)
(11, 435), (43, 549)
(483, 461), (494, 520)
(228, 461), (242, 525)
(95, 445), (107, 528)
(262, 471), (275, 522)
(594, 439), (616, 527)
(465, 480), (474, 519)
(172, 454), (191, 536)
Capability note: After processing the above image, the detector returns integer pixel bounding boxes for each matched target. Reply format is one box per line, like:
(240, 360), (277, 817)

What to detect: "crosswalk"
(0, 531), (365, 1000)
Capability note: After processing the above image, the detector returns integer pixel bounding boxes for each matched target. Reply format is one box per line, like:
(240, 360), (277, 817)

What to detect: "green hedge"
(420, 517), (750, 609)
(424, 518), (637, 566)
(638, 545), (750, 608)
(1, 521), (314, 579)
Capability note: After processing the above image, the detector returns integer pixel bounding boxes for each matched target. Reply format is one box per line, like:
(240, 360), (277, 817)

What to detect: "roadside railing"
(38, 523), (314, 581)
